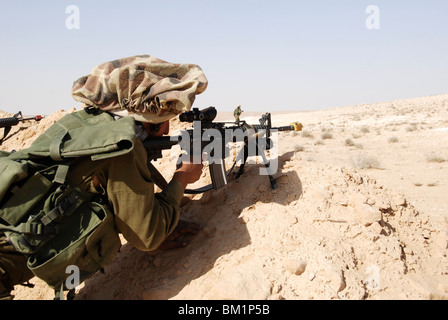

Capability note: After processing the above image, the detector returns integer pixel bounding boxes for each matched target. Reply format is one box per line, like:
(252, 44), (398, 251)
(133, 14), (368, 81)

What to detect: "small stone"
(355, 203), (382, 227)
(287, 215), (298, 225)
(322, 269), (346, 292)
(370, 221), (384, 235)
(285, 259), (307, 275)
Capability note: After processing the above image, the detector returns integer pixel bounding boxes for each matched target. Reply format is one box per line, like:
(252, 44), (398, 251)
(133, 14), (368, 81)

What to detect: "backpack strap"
(0, 185), (87, 236)
(40, 189), (81, 226)
(49, 132), (68, 161)
(0, 221), (44, 235)
(53, 164), (70, 185)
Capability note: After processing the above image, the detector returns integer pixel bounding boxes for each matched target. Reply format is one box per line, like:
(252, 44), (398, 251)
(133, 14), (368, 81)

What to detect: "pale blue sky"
(0, 0), (447, 115)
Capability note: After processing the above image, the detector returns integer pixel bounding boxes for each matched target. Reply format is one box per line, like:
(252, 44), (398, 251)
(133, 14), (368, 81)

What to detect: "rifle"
(142, 107), (302, 194)
(0, 111), (43, 145)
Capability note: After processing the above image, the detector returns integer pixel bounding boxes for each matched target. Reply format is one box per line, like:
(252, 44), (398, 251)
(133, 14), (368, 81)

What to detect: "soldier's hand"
(173, 161), (203, 189)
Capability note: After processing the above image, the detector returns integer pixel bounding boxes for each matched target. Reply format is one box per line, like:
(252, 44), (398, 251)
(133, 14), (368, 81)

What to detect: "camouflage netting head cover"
(71, 55), (208, 123)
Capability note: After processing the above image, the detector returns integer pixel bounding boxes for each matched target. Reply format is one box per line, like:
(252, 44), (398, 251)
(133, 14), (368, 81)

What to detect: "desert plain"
(1, 93), (447, 300)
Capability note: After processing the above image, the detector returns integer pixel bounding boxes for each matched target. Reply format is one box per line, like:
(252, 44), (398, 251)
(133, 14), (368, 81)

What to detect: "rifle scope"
(180, 107), (217, 123)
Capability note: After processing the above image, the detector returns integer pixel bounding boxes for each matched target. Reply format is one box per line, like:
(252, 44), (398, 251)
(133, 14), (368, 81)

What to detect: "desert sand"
(1, 94), (447, 300)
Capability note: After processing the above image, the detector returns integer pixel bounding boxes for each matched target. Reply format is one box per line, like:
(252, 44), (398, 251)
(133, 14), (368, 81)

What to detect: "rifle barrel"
(274, 125), (296, 131)
(249, 124), (302, 132)
(22, 115), (43, 121)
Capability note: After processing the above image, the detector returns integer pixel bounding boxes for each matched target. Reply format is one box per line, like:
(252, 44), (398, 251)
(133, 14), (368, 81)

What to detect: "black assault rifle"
(142, 107), (302, 194)
(0, 111), (43, 145)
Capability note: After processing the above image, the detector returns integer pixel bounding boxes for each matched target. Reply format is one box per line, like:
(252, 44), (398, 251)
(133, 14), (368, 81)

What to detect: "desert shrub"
(388, 136), (399, 143)
(360, 126), (370, 133)
(345, 138), (355, 147)
(294, 144), (305, 152)
(406, 125), (418, 132)
(354, 155), (382, 169)
(301, 130), (314, 138)
(426, 155), (446, 163)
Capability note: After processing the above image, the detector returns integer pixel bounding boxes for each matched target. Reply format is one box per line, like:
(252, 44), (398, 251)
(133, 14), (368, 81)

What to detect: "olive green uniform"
(234, 106), (242, 122)
(67, 138), (184, 251)
(0, 138), (184, 298)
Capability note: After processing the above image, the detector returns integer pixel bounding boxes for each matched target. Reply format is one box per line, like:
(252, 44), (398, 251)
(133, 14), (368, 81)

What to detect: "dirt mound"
(72, 161), (448, 300)
(3, 94), (448, 299)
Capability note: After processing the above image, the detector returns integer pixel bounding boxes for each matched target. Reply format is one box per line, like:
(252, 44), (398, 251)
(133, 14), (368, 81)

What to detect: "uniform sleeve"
(104, 140), (185, 251)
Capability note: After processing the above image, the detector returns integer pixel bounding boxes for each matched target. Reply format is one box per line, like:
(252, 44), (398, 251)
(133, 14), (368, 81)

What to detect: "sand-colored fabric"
(72, 55), (208, 123)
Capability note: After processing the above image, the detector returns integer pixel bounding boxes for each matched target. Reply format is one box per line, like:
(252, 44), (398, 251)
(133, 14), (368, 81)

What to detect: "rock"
(391, 195), (407, 211)
(355, 203), (382, 227)
(321, 269), (346, 293)
(287, 215), (298, 225)
(370, 221), (384, 234)
(284, 259), (307, 275)
(348, 193), (367, 207)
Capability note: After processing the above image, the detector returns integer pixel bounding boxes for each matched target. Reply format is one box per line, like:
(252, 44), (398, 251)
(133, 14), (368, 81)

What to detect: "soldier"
(234, 105), (243, 123)
(0, 117), (204, 299)
(0, 55), (207, 299)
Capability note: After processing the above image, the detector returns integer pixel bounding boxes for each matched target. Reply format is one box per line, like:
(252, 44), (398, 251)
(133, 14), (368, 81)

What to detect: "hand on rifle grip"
(174, 154), (204, 189)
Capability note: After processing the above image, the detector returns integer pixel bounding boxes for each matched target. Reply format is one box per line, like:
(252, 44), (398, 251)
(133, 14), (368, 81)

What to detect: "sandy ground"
(1, 94), (447, 300)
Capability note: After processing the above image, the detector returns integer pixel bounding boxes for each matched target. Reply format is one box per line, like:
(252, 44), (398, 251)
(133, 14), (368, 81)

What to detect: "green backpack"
(0, 108), (136, 298)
